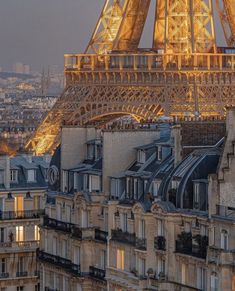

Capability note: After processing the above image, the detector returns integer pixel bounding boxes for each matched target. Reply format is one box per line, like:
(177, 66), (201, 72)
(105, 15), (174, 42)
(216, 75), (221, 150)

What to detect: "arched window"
(221, 229), (229, 250)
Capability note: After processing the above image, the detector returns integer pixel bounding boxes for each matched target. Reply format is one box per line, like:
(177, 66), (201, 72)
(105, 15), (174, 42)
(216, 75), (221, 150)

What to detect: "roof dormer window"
(137, 150), (146, 164)
(157, 146), (162, 161)
(10, 170), (18, 183)
(27, 169), (36, 183)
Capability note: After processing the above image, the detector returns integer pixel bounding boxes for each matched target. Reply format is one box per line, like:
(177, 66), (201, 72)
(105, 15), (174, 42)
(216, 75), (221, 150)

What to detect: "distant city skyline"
(0, 0), (225, 71)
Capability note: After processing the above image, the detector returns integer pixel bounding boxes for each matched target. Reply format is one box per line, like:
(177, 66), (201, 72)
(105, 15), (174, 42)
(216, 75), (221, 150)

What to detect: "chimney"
(0, 155), (10, 189)
(171, 125), (182, 166)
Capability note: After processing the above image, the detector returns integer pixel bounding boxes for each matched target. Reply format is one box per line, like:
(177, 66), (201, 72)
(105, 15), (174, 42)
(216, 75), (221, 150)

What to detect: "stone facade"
(40, 112), (235, 291)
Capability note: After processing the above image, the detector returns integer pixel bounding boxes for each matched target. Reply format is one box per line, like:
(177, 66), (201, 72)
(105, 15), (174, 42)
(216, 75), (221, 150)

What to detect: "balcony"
(135, 238), (146, 250)
(89, 266), (106, 281)
(0, 272), (9, 279)
(95, 229), (108, 242)
(37, 250), (81, 276)
(154, 236), (166, 251)
(175, 241), (207, 259)
(0, 240), (39, 252)
(0, 210), (44, 220)
(111, 229), (136, 246)
(16, 271), (28, 277)
(43, 217), (82, 239)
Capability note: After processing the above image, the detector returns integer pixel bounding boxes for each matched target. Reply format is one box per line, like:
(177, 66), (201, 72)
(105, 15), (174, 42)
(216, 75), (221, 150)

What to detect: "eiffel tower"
(26, 0), (235, 155)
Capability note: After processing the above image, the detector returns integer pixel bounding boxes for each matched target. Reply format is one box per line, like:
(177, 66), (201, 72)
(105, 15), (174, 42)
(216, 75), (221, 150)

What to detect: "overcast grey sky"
(0, 0), (225, 71)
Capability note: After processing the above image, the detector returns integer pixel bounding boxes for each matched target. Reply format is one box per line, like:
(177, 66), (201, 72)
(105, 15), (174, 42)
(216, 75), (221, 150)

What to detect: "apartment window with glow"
(27, 169), (36, 182)
(10, 170), (18, 183)
(16, 226), (24, 242)
(33, 196), (40, 210)
(116, 249), (125, 270)
(221, 229), (229, 250)
(34, 225), (40, 241)
(14, 196), (24, 212)
(197, 267), (206, 291)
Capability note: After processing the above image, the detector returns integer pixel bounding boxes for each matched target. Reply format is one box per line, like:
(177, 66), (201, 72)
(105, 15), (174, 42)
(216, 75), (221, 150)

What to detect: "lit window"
(16, 226), (24, 242)
(116, 249), (124, 270)
(34, 225), (40, 241)
(10, 170), (18, 183)
(27, 169), (36, 182)
(14, 196), (24, 212)
(33, 196), (40, 210)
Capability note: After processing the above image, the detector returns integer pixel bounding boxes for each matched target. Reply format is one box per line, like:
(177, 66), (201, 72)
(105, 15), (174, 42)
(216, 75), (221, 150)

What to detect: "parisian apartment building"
(0, 154), (50, 291)
(33, 107), (235, 291)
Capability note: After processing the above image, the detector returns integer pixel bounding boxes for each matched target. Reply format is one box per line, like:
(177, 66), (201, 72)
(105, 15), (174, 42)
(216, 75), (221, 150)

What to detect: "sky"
(0, 0), (225, 72)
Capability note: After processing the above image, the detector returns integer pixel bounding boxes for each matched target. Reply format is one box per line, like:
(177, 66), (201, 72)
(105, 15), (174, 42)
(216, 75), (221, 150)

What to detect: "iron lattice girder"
(27, 71), (235, 155)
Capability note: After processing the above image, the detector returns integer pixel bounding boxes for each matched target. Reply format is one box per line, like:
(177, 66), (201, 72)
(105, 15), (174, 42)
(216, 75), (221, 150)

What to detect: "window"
(157, 146), (162, 161)
(126, 177), (131, 195)
(89, 175), (100, 192)
(17, 287), (24, 291)
(197, 267), (206, 290)
(17, 257), (24, 273)
(194, 183), (200, 208)
(134, 179), (138, 199)
(62, 170), (68, 192)
(16, 226), (24, 242)
(81, 210), (89, 228)
(211, 273), (219, 291)
(181, 263), (186, 285)
(184, 222), (191, 233)
(0, 258), (6, 273)
(10, 170), (18, 183)
(14, 196), (24, 212)
(33, 196), (40, 210)
(27, 169), (36, 182)
(221, 230), (229, 250)
(116, 249), (125, 270)
(34, 225), (40, 241)
(139, 219), (145, 239)
(121, 213), (128, 232)
(0, 228), (4, 243)
(100, 250), (106, 270)
(137, 150), (146, 164)
(157, 220), (164, 236)
(73, 246), (80, 265)
(0, 198), (4, 212)
(158, 258), (165, 276)
(153, 180), (160, 197)
(139, 258), (146, 277)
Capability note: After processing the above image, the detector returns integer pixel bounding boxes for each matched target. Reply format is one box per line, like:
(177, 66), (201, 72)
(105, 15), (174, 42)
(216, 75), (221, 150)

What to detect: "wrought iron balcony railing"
(154, 236), (166, 251)
(0, 210), (44, 220)
(0, 272), (9, 279)
(89, 266), (106, 281)
(95, 229), (108, 242)
(43, 217), (82, 239)
(37, 250), (81, 276)
(16, 271), (28, 277)
(135, 237), (147, 250)
(111, 229), (136, 246)
(175, 241), (207, 259)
